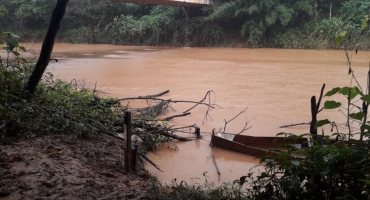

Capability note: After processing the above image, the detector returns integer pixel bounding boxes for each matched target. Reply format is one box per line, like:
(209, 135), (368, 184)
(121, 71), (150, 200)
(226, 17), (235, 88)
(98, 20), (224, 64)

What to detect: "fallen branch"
(161, 112), (191, 121)
(210, 155), (221, 175)
(133, 101), (170, 117)
(279, 122), (310, 128)
(159, 131), (193, 141)
(140, 153), (163, 172)
(183, 90), (218, 113)
(120, 90), (170, 101)
(121, 97), (215, 108)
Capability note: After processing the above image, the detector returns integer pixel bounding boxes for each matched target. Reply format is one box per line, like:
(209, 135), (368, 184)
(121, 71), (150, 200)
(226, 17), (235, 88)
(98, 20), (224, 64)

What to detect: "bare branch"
(140, 153), (163, 172)
(236, 117), (252, 135)
(120, 90), (170, 101)
(222, 107), (248, 134)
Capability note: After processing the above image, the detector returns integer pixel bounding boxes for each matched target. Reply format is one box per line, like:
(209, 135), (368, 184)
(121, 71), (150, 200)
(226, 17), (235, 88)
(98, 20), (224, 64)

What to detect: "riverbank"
(0, 135), (153, 199)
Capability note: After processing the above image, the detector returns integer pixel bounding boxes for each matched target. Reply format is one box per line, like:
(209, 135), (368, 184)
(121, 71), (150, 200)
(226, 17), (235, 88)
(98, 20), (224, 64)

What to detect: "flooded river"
(25, 43), (370, 184)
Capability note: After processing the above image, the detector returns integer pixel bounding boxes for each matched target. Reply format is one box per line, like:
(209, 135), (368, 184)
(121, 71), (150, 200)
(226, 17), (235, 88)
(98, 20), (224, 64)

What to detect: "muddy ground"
(0, 135), (154, 200)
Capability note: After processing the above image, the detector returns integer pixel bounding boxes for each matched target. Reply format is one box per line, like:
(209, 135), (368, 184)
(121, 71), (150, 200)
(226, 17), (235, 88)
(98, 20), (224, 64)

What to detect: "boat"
(211, 133), (310, 157)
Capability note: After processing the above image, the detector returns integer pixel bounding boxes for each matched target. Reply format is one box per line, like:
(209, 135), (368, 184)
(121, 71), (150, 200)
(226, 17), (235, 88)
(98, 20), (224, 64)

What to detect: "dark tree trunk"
(25, 0), (69, 93)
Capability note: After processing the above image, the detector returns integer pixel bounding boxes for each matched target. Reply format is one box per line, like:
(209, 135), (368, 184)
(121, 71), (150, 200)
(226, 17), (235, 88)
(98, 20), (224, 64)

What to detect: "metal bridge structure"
(112, 0), (212, 7)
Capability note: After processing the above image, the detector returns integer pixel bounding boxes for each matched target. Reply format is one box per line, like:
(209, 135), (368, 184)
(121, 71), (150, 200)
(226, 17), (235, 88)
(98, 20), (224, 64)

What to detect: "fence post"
(131, 143), (139, 173)
(124, 110), (132, 172)
(195, 126), (201, 139)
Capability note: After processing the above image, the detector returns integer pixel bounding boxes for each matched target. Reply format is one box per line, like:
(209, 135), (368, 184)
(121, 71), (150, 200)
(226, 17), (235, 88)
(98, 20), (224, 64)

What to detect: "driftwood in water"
(134, 101), (170, 117)
(161, 112), (191, 121)
(120, 90), (220, 112)
(279, 122), (310, 128)
(160, 131), (192, 141)
(211, 155), (221, 175)
(140, 153), (163, 172)
(120, 90), (170, 101)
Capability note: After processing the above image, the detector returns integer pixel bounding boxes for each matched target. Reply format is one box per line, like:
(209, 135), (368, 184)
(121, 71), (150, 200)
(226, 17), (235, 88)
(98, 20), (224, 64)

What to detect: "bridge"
(112, 0), (212, 7)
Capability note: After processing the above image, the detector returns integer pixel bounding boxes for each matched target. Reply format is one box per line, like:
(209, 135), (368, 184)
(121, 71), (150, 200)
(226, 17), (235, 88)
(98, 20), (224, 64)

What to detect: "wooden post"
(131, 143), (139, 173)
(195, 126), (201, 139)
(124, 110), (132, 172)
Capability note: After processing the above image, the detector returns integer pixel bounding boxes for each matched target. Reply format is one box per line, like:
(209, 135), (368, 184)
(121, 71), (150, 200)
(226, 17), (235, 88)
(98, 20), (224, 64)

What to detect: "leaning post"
(124, 110), (132, 172)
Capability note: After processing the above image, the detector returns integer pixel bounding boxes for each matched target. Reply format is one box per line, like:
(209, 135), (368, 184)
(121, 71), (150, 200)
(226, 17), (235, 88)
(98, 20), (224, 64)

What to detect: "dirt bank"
(0, 135), (153, 200)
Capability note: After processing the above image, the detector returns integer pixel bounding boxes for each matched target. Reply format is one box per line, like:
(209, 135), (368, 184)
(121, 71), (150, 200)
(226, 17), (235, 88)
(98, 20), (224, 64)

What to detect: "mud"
(0, 135), (152, 200)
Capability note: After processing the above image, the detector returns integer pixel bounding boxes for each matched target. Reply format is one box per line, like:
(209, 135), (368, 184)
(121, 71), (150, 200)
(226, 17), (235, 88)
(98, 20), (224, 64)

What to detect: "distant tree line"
(0, 0), (369, 48)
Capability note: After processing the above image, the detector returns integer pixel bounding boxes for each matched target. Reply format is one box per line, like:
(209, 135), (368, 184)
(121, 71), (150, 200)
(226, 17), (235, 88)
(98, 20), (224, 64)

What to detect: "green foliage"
(340, 0), (370, 32)
(102, 6), (197, 46)
(0, 33), (121, 140)
(9, 0), (57, 29)
(208, 0), (316, 47)
(0, 5), (8, 20)
(1, 0), (370, 48)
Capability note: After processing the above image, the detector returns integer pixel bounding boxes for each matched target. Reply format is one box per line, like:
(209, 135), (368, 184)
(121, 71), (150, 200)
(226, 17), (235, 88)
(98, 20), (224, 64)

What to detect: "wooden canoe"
(211, 134), (310, 157)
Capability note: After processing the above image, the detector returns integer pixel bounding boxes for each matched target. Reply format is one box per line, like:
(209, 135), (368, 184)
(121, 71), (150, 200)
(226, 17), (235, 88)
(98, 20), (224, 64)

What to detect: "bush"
(0, 32), (121, 140)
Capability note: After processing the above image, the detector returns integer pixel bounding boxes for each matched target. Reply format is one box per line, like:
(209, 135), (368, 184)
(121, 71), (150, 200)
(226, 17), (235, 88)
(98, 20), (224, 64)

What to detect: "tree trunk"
(25, 0), (69, 93)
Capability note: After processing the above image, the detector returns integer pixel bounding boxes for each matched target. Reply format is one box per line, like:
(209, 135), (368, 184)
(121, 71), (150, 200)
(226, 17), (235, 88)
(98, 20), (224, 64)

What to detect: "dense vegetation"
(2, 1), (370, 199)
(0, 0), (369, 48)
(0, 32), (171, 154)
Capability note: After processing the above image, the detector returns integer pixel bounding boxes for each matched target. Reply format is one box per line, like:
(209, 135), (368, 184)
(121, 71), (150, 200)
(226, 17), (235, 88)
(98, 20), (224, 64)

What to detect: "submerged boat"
(211, 133), (310, 157)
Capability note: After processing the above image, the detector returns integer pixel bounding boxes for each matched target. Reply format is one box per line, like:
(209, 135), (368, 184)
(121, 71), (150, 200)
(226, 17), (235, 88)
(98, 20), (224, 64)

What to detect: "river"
(24, 43), (370, 184)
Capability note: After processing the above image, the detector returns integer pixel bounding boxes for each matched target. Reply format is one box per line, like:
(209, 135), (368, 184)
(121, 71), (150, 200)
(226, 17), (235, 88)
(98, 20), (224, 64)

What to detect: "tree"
(207, 0), (316, 46)
(26, 0), (69, 93)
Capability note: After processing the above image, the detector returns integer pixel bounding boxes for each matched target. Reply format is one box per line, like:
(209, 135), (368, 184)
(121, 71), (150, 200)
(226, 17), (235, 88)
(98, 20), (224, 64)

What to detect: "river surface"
(24, 43), (370, 184)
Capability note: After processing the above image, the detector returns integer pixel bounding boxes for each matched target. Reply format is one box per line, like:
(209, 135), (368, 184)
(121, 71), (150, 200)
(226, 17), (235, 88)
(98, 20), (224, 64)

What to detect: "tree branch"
(223, 107), (248, 134)
(161, 112), (191, 121)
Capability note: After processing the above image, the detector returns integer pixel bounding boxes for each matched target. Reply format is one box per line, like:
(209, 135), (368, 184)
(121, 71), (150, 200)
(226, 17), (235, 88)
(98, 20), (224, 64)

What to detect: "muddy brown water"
(22, 43), (370, 184)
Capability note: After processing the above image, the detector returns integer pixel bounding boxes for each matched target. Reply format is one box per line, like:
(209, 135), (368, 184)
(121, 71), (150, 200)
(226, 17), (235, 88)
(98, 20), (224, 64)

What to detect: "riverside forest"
(2, 0), (370, 200)
(0, 0), (369, 48)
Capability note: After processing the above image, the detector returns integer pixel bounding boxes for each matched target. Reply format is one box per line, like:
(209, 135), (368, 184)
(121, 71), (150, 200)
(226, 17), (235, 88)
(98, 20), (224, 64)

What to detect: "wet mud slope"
(0, 135), (152, 200)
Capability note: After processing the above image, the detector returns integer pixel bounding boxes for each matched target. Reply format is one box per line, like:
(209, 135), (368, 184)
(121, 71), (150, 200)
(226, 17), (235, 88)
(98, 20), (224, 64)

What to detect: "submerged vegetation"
(0, 0), (369, 48)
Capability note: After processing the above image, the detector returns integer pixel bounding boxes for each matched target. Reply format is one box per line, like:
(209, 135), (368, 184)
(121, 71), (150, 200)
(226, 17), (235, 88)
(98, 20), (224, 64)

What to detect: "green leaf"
(360, 124), (370, 133)
(340, 87), (359, 99)
(354, 86), (363, 96)
(315, 119), (330, 129)
(335, 35), (343, 45)
(335, 31), (346, 45)
(325, 87), (341, 96)
(361, 95), (370, 103)
(324, 101), (341, 109)
(349, 112), (365, 121)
